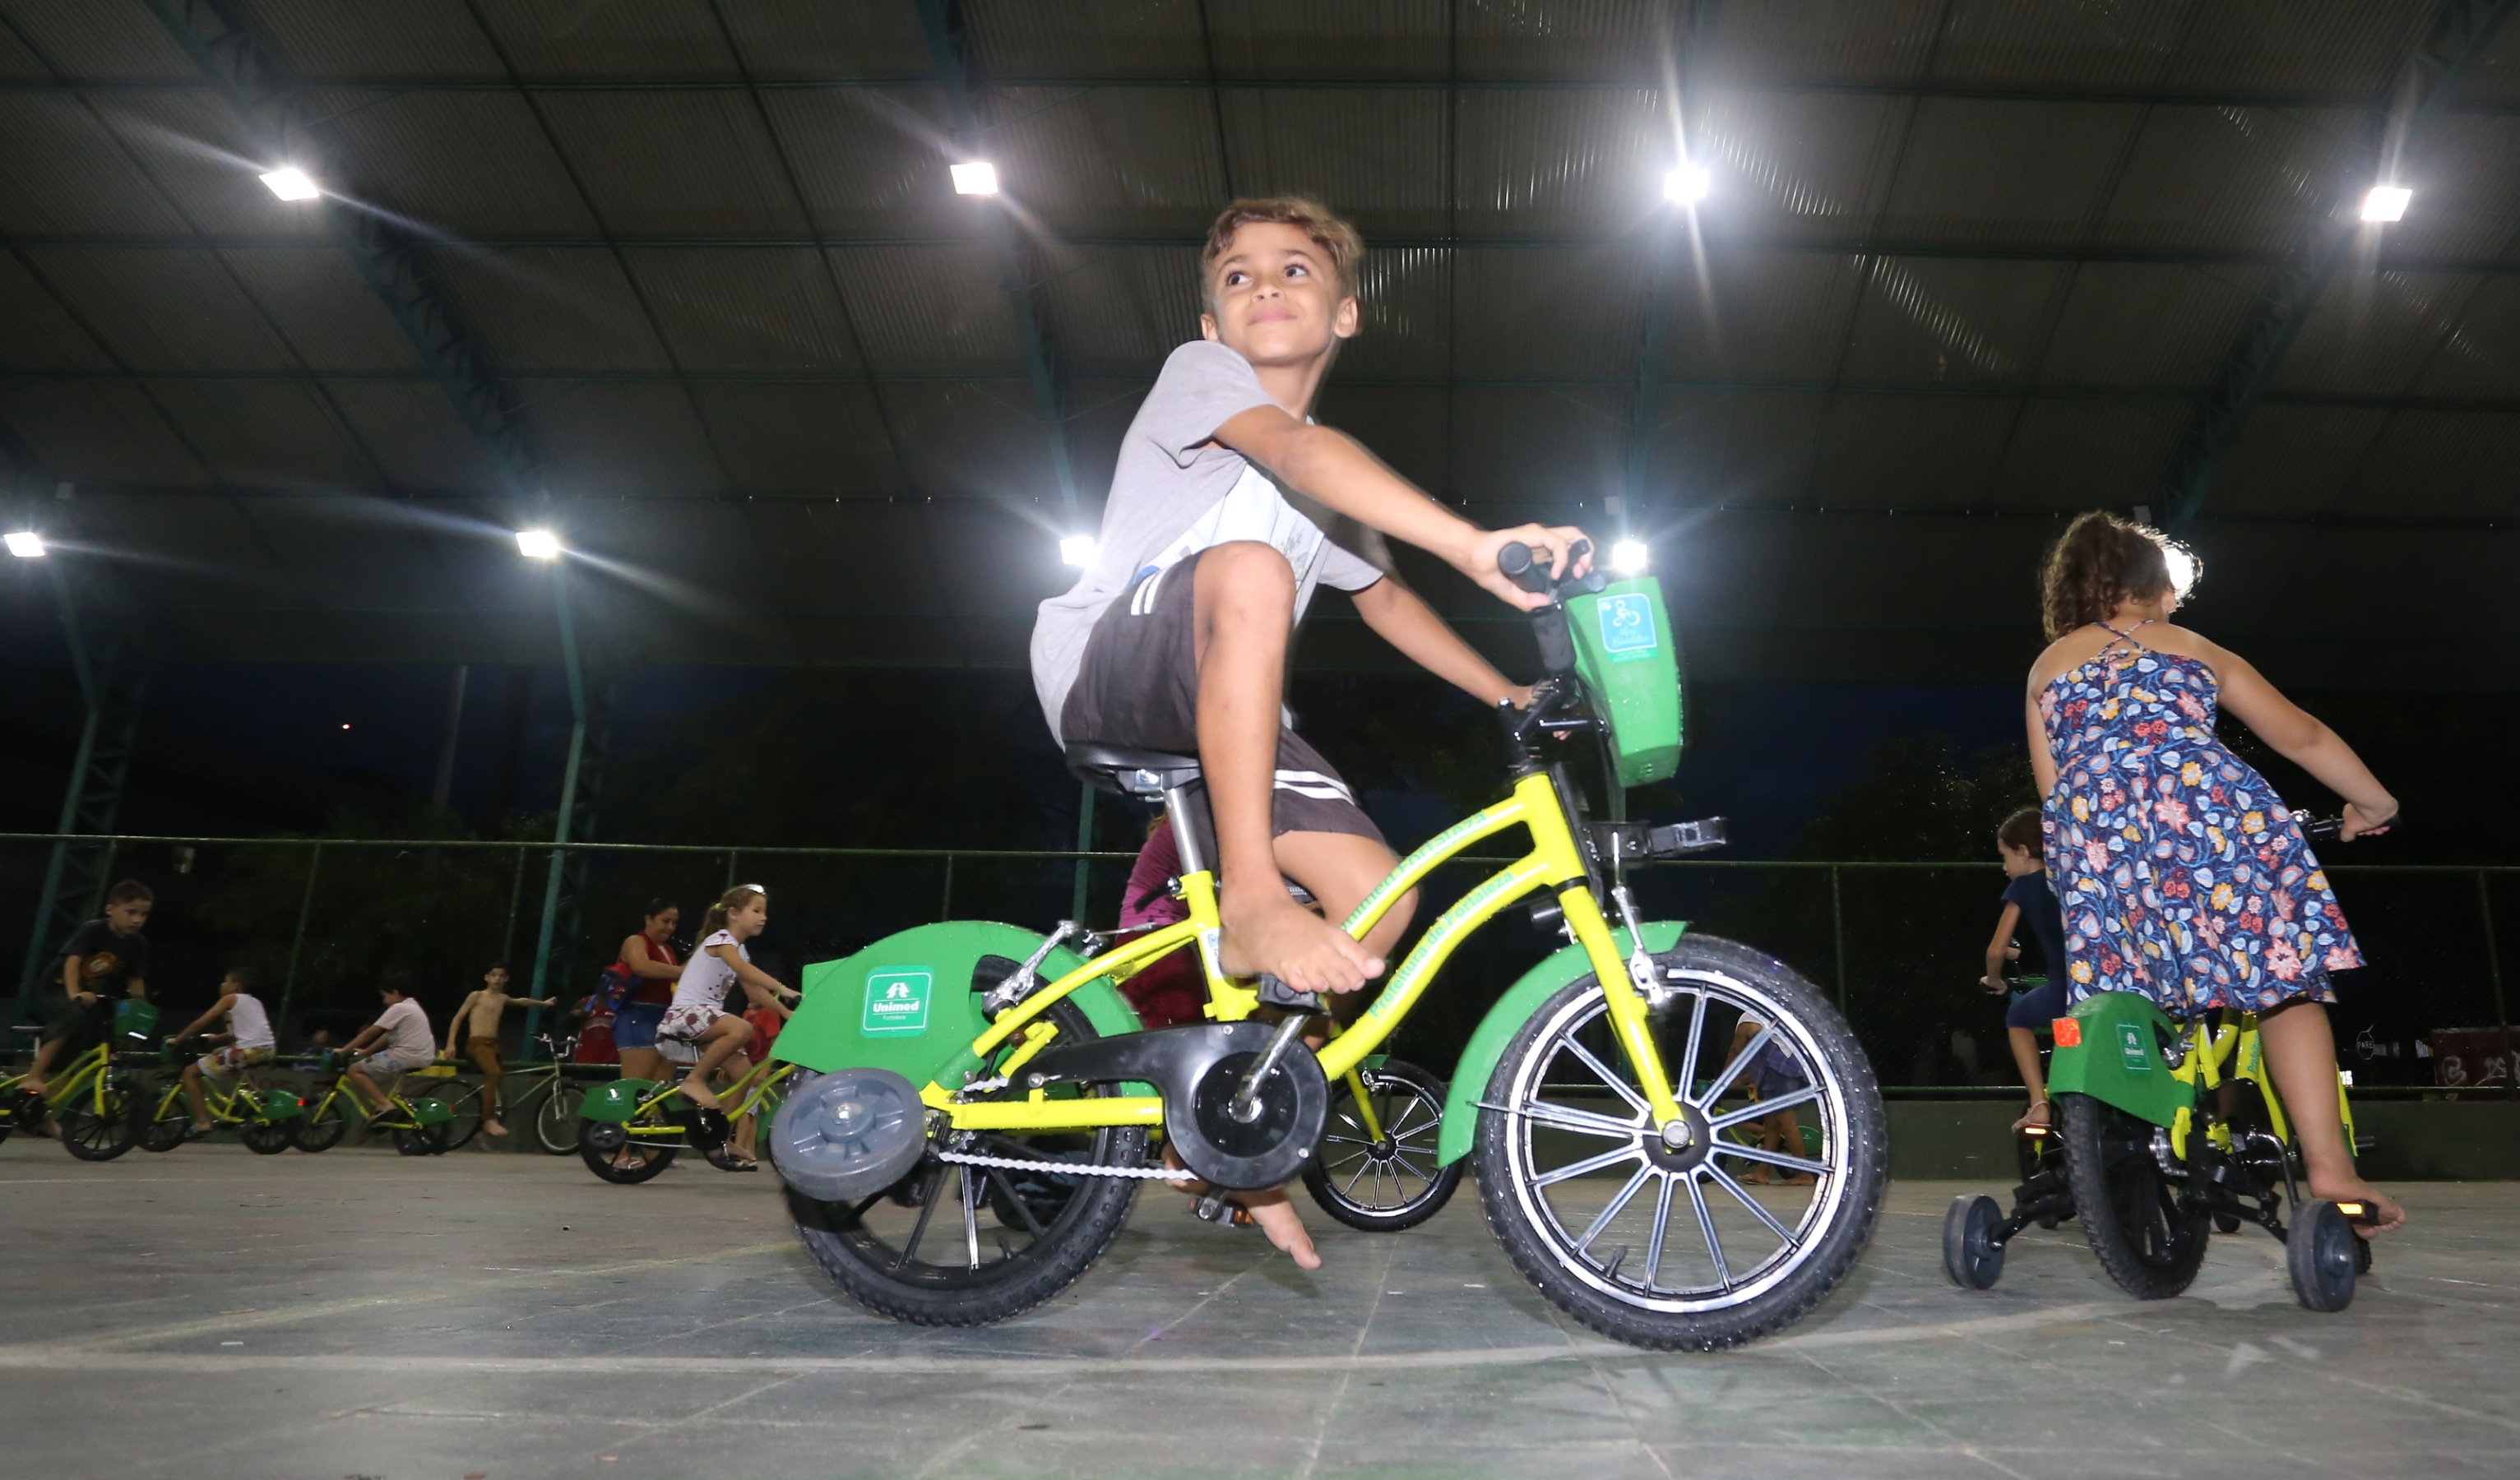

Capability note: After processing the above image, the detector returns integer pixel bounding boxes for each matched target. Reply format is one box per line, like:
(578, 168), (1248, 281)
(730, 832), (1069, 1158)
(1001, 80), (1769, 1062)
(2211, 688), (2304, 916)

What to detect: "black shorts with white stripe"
(1058, 548), (1387, 846)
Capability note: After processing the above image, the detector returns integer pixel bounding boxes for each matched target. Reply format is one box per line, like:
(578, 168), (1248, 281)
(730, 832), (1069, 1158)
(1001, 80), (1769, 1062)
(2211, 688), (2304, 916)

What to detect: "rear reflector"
(2052, 1017), (2082, 1048)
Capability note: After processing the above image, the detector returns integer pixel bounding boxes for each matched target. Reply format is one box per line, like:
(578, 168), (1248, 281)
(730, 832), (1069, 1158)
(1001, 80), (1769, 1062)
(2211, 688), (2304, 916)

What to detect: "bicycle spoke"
(1721, 1143), (1830, 1177)
(1707, 1163), (1803, 1246)
(985, 1168), (1049, 1239)
(1694, 1023), (1775, 1111)
(1642, 1172), (1677, 1293)
(1706, 1083), (1823, 1131)
(1687, 1171), (1732, 1289)
(960, 1166), (984, 1271)
(1673, 988), (1710, 1099)
(1392, 1149), (1438, 1184)
(892, 1166), (944, 1273)
(1534, 1141), (1648, 1188)
(1342, 1159), (1373, 1200)
(1512, 1098), (1642, 1140)
(1559, 1034), (1653, 1117)
(1573, 1161), (1656, 1253)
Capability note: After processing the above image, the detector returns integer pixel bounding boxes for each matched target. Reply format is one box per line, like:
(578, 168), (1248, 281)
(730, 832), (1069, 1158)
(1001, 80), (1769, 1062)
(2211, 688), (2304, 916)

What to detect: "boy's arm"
(1983, 904), (2022, 992)
(175, 995), (236, 1041)
(1211, 408), (1588, 608)
(1350, 578), (1527, 709)
(60, 955), (93, 1003)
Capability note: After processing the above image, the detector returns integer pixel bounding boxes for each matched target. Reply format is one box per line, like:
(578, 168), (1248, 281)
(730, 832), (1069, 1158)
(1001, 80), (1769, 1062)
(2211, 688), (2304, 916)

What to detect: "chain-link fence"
(8, 831), (2510, 1094)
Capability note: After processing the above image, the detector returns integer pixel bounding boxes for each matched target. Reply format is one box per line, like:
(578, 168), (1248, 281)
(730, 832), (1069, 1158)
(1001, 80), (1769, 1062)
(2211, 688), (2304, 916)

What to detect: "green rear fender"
(773, 922), (1143, 1087)
(2047, 990), (2191, 1128)
(1435, 920), (1687, 1166)
(578, 1079), (655, 1123)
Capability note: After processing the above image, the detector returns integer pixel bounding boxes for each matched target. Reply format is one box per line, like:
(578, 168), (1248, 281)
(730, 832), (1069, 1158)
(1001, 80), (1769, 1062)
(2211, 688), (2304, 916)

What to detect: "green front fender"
(2047, 990), (2192, 1128)
(577, 1079), (656, 1123)
(1435, 920), (1687, 1166)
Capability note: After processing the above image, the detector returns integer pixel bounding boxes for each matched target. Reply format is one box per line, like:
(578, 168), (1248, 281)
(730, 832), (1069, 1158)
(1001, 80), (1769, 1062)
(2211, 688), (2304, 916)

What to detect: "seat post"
(1164, 784), (1208, 876)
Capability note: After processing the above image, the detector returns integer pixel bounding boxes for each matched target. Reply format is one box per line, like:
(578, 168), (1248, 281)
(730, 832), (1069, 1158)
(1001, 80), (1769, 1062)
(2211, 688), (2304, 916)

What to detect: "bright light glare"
(2361, 185), (2411, 223)
(1664, 164), (1712, 205)
(4, 530), (43, 558)
(2163, 542), (2200, 599)
(516, 529), (562, 559)
(951, 161), (1000, 197)
(259, 166), (321, 201)
(1610, 540), (1650, 576)
(1058, 535), (1098, 568)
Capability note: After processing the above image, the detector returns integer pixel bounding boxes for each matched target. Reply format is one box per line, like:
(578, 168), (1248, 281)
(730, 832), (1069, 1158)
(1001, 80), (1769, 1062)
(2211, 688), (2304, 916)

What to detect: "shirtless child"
(442, 964), (554, 1138)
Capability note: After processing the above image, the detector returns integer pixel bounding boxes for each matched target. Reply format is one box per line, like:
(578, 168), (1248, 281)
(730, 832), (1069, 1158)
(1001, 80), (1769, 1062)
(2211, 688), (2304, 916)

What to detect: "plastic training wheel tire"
(787, 997), (1146, 1327)
(58, 1076), (142, 1162)
(1302, 1058), (1462, 1233)
(579, 1118), (678, 1183)
(1942, 1194), (2007, 1289)
(2288, 1199), (2359, 1313)
(1473, 933), (1887, 1352)
(2057, 1093), (2208, 1299)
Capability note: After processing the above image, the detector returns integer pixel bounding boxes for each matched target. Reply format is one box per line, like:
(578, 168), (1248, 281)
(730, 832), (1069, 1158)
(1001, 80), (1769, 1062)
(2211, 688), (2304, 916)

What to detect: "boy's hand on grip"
(1463, 525), (1591, 611)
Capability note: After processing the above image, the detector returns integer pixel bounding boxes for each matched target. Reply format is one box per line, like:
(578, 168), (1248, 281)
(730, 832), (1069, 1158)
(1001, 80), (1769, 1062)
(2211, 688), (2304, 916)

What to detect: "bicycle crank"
(1018, 1019), (1328, 1189)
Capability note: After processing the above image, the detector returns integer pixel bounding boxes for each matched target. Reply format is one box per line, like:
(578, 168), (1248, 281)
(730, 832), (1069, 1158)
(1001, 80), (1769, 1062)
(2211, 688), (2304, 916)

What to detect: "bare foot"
(2010, 1099), (2052, 1134)
(678, 1078), (724, 1112)
(2309, 1172), (2406, 1237)
(1219, 888), (1381, 997)
(1233, 1187), (1322, 1270)
(192, 1120), (214, 1135)
(484, 1121), (509, 1136)
(20, 1080), (44, 1097)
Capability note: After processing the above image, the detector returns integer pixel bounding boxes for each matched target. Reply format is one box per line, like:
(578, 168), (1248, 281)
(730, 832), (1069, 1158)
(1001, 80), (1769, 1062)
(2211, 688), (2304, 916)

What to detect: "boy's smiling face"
(1201, 221), (1357, 369)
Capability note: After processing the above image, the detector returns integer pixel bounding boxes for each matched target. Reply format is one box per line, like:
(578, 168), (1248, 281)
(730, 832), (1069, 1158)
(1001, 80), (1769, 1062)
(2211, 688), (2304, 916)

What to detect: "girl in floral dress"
(2027, 512), (2404, 1234)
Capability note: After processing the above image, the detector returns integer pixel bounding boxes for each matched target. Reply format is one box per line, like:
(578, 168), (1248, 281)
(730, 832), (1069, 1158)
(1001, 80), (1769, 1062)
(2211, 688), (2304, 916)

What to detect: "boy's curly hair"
(2038, 511), (2188, 640)
(1201, 197), (1364, 308)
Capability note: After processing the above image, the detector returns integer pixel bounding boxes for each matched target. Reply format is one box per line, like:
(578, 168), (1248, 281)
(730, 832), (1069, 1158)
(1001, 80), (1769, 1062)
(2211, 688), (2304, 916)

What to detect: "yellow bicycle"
(139, 1042), (302, 1154)
(2, 1001), (157, 1161)
(575, 1055), (796, 1183)
(770, 544), (1888, 1351)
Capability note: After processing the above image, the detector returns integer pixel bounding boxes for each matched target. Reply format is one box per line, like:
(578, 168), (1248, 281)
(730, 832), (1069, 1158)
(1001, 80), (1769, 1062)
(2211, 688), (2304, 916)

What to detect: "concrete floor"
(2, 1146), (2513, 1480)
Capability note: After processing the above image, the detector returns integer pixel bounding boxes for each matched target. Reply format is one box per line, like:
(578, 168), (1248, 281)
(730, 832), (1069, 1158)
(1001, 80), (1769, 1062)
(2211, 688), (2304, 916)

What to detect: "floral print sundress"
(2040, 621), (2362, 1017)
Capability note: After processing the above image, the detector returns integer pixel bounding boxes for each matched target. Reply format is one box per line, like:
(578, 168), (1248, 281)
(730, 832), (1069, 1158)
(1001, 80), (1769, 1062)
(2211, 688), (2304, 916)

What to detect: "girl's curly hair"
(2039, 511), (2184, 640)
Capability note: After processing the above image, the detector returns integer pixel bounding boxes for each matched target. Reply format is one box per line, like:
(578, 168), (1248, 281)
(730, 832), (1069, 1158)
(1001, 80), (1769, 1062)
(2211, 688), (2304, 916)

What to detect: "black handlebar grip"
(1497, 541), (1550, 595)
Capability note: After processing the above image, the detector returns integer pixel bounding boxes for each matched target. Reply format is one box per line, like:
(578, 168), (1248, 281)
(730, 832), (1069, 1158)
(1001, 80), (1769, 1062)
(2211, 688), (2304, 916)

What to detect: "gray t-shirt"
(1031, 340), (1391, 741)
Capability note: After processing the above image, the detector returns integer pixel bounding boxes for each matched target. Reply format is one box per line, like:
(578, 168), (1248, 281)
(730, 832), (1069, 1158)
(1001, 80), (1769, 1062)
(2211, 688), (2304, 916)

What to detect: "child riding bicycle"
(168, 966), (277, 1138)
(1031, 197), (1590, 1266)
(1978, 808), (2070, 1132)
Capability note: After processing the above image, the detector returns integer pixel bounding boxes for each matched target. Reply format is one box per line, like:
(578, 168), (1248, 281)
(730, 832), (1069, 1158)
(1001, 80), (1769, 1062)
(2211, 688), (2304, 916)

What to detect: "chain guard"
(1021, 1020), (1328, 1190)
(770, 1067), (928, 1202)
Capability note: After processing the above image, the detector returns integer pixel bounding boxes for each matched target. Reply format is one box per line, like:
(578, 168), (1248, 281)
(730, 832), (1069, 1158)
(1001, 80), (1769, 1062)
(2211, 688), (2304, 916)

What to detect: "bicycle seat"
(1066, 742), (1202, 798)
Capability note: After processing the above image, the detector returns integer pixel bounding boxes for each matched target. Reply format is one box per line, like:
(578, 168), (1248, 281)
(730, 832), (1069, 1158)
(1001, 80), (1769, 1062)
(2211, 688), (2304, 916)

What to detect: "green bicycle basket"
(112, 998), (160, 1043)
(1564, 576), (1684, 789)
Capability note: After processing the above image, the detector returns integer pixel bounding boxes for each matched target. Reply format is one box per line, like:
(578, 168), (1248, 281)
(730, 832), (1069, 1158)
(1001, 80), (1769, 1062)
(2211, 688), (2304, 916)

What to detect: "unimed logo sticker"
(862, 969), (933, 1036)
(2116, 1021), (2152, 1074)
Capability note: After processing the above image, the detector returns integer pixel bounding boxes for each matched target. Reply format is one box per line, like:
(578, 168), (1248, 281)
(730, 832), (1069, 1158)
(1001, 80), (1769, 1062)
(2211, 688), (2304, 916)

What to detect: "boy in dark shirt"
(1980, 809), (2070, 1131)
(22, 879), (154, 1096)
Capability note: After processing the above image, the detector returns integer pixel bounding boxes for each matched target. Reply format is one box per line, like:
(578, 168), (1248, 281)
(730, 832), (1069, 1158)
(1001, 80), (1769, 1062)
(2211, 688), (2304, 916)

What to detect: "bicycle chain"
(935, 1146), (1197, 1182)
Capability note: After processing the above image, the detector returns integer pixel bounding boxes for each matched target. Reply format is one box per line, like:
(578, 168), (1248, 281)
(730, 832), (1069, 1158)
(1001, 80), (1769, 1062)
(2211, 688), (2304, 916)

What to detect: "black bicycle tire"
(787, 997), (1144, 1327)
(579, 1123), (678, 1183)
(1301, 1059), (1463, 1233)
(140, 1089), (190, 1153)
(58, 1075), (141, 1162)
(240, 1117), (294, 1155)
(418, 1078), (484, 1150)
(2057, 1092), (2208, 1299)
(1474, 933), (1887, 1352)
(292, 1092), (350, 1153)
(534, 1080), (586, 1155)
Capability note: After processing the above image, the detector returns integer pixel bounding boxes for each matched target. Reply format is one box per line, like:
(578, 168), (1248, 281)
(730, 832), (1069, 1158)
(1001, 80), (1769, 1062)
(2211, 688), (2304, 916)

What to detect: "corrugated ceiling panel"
(2457, 16), (2520, 105)
(1452, 243), (1647, 379)
(215, 247), (424, 372)
(1695, 92), (1906, 242)
(1448, 384), (1625, 506)
(760, 89), (966, 238)
(1203, 0), (1448, 78)
(1835, 257), (2068, 386)
(325, 382), (503, 491)
(1340, 243), (1450, 379)
(686, 383), (905, 496)
(2329, 410), (2520, 519)
(1657, 252), (1865, 383)
(0, 251), (114, 369)
(146, 381), (377, 488)
(1647, 387), (1827, 506)
(2094, 106), (2363, 252)
(234, 0), (504, 79)
(721, 0), (931, 80)
(431, 247), (670, 371)
(620, 248), (869, 374)
(232, 495), (476, 615)
(68, 91), (315, 238)
(0, 0), (199, 78)
(1457, 0), (1665, 81)
(2410, 275), (2520, 397)
(0, 95), (188, 234)
(2164, 0), (2424, 95)
(467, 0), (739, 78)
(989, 86), (1225, 234)
(1928, 0), (2198, 87)
(829, 243), (1021, 374)
(966, 0), (1205, 76)
(2383, 115), (2520, 261)
(21, 246), (296, 371)
(309, 90), (599, 235)
(0, 16), (48, 78)
(2037, 262), (2265, 386)
(1220, 88), (1446, 236)
(2205, 403), (2388, 516)
(2278, 270), (2486, 395)
(0, 382), (213, 486)
(535, 91), (811, 235)
(1807, 391), (2018, 506)
(1878, 99), (2144, 246)
(1453, 87), (1662, 235)
(530, 381), (727, 494)
(878, 381), (1062, 501)
(74, 494), (289, 608)
(1704, 0), (1943, 86)
(1032, 244), (1201, 376)
(1985, 399), (2189, 509)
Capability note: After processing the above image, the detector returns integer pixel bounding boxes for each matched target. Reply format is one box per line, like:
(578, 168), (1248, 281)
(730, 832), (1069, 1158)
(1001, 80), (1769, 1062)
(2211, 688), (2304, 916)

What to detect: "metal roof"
(0, 0), (2515, 688)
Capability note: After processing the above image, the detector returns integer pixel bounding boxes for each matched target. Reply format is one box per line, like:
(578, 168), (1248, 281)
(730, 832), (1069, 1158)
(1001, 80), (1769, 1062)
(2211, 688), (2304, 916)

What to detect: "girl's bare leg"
(722, 1052), (757, 1159)
(678, 1022), (749, 1110)
(2258, 1001), (2404, 1234)
(2007, 1026), (2051, 1131)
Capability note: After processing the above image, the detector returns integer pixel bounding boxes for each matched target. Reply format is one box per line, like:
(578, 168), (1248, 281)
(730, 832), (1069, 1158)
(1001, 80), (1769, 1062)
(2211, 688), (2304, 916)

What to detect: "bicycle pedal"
(1192, 1192), (1235, 1224)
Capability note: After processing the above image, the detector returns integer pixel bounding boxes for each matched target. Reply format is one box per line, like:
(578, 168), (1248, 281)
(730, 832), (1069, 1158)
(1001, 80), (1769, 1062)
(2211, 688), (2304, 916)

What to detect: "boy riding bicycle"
(1031, 197), (1590, 1265)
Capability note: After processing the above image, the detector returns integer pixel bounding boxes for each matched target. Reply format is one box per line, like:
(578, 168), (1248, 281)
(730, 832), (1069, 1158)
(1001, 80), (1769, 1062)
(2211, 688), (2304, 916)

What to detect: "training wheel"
(2287, 1199), (2358, 1313)
(768, 1068), (927, 1202)
(1941, 1194), (2007, 1290)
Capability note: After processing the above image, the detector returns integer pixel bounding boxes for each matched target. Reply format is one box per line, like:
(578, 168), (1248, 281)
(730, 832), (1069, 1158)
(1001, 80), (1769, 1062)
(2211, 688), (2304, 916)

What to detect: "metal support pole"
(724, 850), (737, 890)
(1071, 782), (1096, 922)
(2481, 872), (2513, 1094)
(940, 853), (956, 918)
(1829, 866), (1848, 1011)
(524, 562), (587, 1041)
(276, 842), (322, 1040)
(500, 844), (526, 969)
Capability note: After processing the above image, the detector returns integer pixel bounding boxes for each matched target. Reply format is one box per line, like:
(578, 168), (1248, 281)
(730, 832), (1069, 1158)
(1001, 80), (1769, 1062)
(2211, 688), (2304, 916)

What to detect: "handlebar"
(1497, 539), (1607, 603)
(2291, 807), (2397, 842)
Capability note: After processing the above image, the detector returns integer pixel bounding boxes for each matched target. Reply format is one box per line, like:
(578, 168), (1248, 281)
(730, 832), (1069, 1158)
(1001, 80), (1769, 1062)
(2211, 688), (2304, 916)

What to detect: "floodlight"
(1665, 163), (1712, 206)
(259, 166), (321, 201)
(516, 529), (562, 559)
(1058, 534), (1098, 568)
(2163, 542), (2200, 599)
(951, 161), (1000, 197)
(2360, 185), (2411, 223)
(1610, 539), (1650, 576)
(5, 530), (43, 557)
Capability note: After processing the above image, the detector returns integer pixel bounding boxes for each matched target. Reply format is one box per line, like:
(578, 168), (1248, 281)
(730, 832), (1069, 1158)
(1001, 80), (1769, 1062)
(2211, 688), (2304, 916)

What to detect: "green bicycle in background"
(290, 1057), (464, 1156)
(577, 1055), (796, 1184)
(140, 1038), (303, 1154)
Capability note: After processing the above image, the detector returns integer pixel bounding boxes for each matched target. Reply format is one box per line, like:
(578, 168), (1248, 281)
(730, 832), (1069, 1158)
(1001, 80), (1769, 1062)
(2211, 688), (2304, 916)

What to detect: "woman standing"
(2028, 512), (2402, 1233)
(609, 900), (682, 1086)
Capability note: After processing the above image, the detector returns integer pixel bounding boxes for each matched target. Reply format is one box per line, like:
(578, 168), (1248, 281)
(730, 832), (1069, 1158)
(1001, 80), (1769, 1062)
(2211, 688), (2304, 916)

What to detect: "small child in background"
(1981, 807), (2071, 1132)
(1725, 1015), (1814, 1186)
